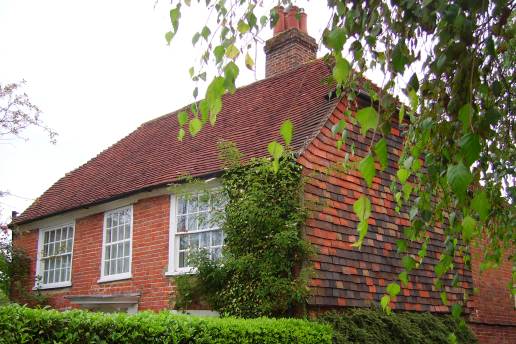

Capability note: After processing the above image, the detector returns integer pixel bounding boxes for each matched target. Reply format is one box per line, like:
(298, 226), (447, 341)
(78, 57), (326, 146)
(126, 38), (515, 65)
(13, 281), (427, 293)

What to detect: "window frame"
(167, 185), (224, 275)
(35, 222), (75, 290)
(98, 205), (133, 283)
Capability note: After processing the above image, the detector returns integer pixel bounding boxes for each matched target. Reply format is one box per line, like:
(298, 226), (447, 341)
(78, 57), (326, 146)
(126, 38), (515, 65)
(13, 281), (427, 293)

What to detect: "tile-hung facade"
(11, 6), (515, 343)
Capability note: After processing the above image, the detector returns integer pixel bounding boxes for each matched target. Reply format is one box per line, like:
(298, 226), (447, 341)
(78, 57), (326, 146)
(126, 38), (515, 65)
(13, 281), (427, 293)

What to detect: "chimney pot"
(286, 6), (300, 30)
(273, 6), (285, 35)
(300, 12), (307, 33)
(11, 211), (18, 219)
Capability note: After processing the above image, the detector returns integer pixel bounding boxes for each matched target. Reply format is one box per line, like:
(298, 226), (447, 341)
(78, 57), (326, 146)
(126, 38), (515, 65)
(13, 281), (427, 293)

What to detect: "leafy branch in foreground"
(166, 0), (515, 314)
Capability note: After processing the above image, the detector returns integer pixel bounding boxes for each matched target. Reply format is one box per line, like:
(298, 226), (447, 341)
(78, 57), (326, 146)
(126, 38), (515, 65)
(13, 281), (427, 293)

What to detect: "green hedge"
(318, 308), (478, 344)
(0, 304), (332, 344)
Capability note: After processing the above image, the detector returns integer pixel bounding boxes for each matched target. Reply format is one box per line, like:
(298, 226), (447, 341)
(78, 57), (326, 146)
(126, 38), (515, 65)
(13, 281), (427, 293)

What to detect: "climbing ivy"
(176, 144), (313, 318)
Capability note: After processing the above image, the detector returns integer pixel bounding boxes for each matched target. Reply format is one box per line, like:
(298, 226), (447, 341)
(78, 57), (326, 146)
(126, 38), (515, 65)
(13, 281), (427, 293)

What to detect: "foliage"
(0, 303), (332, 344)
(177, 147), (312, 318)
(0, 239), (48, 306)
(165, 0), (516, 313)
(0, 80), (57, 142)
(318, 308), (478, 344)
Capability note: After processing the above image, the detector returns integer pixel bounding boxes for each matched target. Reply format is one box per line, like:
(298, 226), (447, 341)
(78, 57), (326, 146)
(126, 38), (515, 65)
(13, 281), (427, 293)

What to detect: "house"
(10, 7), (515, 343)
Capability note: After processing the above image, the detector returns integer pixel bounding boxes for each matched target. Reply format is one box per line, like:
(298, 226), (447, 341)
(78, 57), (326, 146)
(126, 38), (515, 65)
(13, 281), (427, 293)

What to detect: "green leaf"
(458, 104), (473, 131)
(353, 196), (371, 222)
(392, 42), (409, 74)
(201, 26), (211, 40)
(214, 45), (225, 64)
(326, 28), (346, 51)
(451, 304), (462, 318)
(209, 98), (222, 125)
(356, 106), (379, 136)
(170, 6), (181, 32)
(440, 291), (448, 305)
(245, 53), (254, 70)
(402, 256), (416, 272)
(461, 216), (476, 242)
(331, 119), (347, 136)
(459, 133), (481, 167)
(177, 128), (185, 141)
(380, 295), (391, 313)
(333, 56), (350, 84)
(359, 154), (376, 187)
(165, 31), (174, 45)
(177, 111), (188, 126)
(223, 62), (239, 93)
(398, 105), (405, 124)
(446, 162), (472, 197)
(352, 221), (368, 248)
(267, 141), (284, 160)
(397, 168), (410, 184)
(189, 118), (202, 137)
(387, 282), (401, 297)
(225, 44), (240, 60)
(399, 271), (408, 287)
(471, 191), (490, 222)
(237, 20), (250, 34)
(280, 120), (293, 146)
(408, 89), (418, 110)
(374, 138), (388, 171)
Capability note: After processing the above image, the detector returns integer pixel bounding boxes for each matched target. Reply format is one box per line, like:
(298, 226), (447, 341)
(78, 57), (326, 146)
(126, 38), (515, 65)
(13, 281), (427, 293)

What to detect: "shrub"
(0, 304), (332, 344)
(318, 308), (478, 344)
(178, 148), (313, 318)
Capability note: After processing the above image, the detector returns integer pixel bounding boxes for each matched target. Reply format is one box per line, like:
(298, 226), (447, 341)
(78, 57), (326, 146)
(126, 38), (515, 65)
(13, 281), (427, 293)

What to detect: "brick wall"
(12, 195), (174, 311)
(468, 245), (516, 341)
(299, 98), (472, 312)
(264, 28), (317, 78)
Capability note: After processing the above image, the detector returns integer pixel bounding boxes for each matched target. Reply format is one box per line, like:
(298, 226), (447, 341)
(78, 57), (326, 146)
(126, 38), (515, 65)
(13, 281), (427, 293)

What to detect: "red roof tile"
(14, 60), (337, 225)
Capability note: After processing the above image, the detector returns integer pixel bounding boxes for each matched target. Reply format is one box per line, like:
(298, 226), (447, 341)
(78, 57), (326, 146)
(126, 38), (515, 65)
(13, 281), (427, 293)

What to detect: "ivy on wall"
(175, 143), (313, 318)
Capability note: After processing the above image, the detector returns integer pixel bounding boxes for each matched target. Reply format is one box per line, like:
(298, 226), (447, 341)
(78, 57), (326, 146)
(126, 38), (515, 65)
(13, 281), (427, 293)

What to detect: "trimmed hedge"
(318, 308), (478, 344)
(0, 304), (332, 344)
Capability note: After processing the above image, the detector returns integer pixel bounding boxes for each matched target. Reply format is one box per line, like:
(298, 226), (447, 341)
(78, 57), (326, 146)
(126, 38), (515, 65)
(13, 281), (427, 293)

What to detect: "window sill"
(165, 268), (196, 277)
(97, 273), (132, 284)
(33, 281), (72, 290)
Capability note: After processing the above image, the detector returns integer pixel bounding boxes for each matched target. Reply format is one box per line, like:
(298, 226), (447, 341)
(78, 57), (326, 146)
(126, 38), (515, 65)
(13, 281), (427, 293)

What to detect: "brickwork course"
(10, 6), (515, 343)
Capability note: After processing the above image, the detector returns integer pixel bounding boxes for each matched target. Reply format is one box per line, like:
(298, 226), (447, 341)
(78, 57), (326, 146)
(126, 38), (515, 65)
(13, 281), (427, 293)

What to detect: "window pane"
(179, 251), (186, 268)
(179, 235), (188, 250)
(66, 238), (73, 252)
(112, 226), (118, 242)
(112, 244), (118, 260)
(49, 269), (54, 284)
(116, 258), (123, 274)
(187, 196), (198, 213)
(200, 231), (210, 248)
(177, 216), (186, 233)
(198, 212), (209, 230)
(117, 243), (123, 259)
(104, 261), (110, 276)
(177, 196), (187, 215)
(109, 259), (116, 275)
(43, 270), (48, 284)
(189, 233), (199, 249)
(105, 246), (111, 261)
(124, 224), (130, 239)
(187, 215), (197, 232)
(49, 230), (55, 243)
(199, 193), (210, 211)
(211, 247), (222, 260)
(43, 244), (49, 257)
(106, 227), (112, 243)
(118, 226), (124, 242)
(124, 241), (130, 258)
(55, 228), (61, 242)
(123, 257), (129, 273)
(112, 214), (118, 227)
(212, 230), (223, 246)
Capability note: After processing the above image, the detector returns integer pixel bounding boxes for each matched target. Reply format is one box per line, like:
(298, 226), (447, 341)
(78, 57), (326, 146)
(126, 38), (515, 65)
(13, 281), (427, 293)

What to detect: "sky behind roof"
(0, 1), (349, 223)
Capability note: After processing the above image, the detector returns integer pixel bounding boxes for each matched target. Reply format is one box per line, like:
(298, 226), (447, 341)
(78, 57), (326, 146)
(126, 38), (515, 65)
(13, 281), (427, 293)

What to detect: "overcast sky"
(0, 1), (337, 223)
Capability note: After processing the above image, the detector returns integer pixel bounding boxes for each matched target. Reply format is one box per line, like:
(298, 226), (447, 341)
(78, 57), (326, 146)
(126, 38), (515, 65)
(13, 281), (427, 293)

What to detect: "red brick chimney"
(264, 6), (317, 78)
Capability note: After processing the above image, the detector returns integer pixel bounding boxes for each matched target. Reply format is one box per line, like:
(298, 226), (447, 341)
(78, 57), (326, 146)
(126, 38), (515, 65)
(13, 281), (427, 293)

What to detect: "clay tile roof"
(14, 60), (338, 225)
